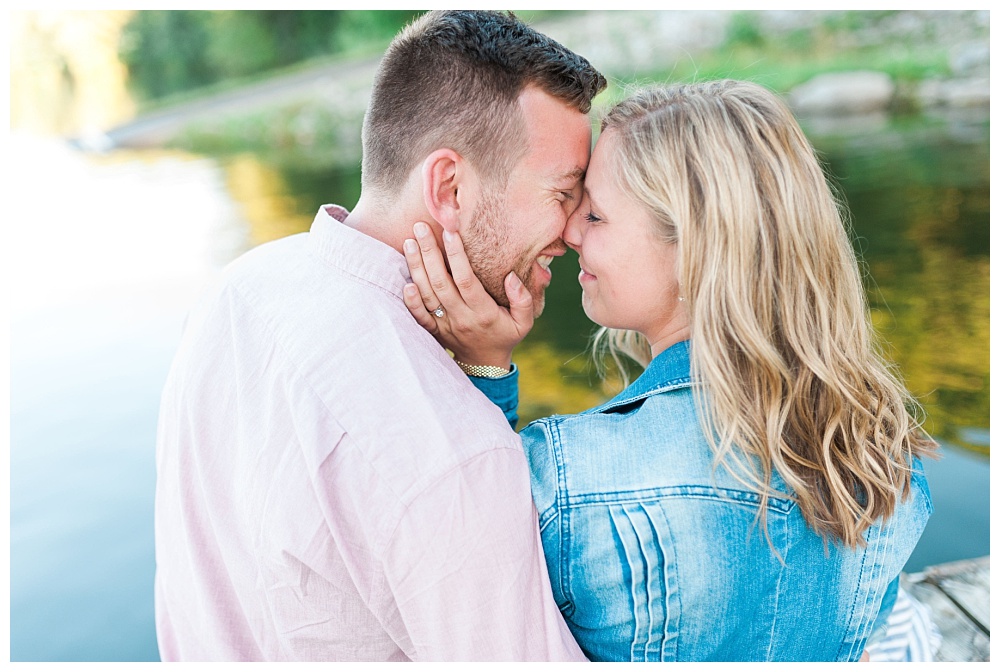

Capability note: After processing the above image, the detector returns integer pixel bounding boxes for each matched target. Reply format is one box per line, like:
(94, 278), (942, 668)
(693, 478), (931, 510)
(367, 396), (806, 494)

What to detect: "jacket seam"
(548, 417), (575, 614)
(764, 513), (789, 660)
(562, 486), (797, 515)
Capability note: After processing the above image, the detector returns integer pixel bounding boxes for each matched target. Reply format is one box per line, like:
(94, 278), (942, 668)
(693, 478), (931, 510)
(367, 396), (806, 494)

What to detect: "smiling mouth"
(537, 242), (567, 271)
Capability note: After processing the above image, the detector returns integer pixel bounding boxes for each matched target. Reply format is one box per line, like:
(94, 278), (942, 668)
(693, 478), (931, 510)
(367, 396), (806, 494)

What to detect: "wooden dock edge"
(901, 555), (990, 662)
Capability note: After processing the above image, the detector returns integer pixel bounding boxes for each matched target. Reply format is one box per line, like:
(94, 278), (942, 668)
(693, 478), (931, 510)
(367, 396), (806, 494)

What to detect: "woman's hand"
(402, 221), (534, 369)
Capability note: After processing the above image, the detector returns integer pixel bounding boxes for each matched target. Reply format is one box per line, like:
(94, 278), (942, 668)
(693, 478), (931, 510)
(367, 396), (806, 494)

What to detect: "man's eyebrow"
(555, 167), (585, 183)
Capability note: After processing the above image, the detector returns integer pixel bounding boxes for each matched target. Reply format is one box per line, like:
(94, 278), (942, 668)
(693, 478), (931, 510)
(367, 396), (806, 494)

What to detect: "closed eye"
(584, 211), (602, 223)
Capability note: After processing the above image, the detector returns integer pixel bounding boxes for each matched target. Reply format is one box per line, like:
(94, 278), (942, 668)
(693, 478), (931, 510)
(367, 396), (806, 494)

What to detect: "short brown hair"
(361, 10), (606, 194)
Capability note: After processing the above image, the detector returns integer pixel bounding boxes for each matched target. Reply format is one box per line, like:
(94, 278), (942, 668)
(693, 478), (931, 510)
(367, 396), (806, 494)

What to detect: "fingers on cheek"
(406, 287), (440, 330)
(403, 240), (421, 266)
(403, 284), (422, 310)
(443, 229), (463, 251)
(419, 238), (440, 256)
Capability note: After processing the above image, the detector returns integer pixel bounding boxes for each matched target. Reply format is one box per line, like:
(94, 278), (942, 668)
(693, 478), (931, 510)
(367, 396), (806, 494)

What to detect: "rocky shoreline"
(538, 10), (989, 116)
(95, 10), (989, 154)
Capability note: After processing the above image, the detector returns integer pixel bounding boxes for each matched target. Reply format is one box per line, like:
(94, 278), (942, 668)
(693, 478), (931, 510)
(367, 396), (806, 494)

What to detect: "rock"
(918, 77), (990, 109)
(951, 40), (990, 77)
(788, 71), (895, 115)
(536, 11), (731, 76)
(796, 111), (891, 139)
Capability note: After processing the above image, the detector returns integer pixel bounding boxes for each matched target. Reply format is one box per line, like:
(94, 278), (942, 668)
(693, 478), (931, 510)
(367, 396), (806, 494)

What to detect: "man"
(154, 10), (606, 661)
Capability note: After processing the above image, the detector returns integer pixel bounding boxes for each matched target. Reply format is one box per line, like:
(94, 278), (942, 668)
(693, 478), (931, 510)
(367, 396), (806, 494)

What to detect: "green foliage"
(331, 10), (424, 55)
(119, 10), (421, 103)
(724, 12), (765, 49)
(578, 9), (952, 105)
(173, 98), (364, 172)
(598, 40), (950, 104)
(119, 11), (214, 100)
(822, 10), (897, 34)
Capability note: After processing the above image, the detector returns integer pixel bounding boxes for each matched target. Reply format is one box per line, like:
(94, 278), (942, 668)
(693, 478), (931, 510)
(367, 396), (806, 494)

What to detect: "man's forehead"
(516, 88), (593, 188)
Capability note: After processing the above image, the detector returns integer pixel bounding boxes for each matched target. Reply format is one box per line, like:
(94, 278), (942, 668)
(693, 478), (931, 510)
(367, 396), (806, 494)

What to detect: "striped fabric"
(866, 586), (942, 662)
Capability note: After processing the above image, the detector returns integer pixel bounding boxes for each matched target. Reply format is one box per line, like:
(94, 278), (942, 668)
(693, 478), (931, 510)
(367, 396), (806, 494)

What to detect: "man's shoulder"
(184, 233), (316, 322)
(305, 336), (527, 531)
(256, 282), (523, 495)
(326, 326), (525, 475)
(225, 231), (311, 276)
(185, 232), (524, 495)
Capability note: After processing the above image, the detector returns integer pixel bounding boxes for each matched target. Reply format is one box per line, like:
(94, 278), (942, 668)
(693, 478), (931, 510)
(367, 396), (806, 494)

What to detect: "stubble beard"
(463, 188), (544, 313)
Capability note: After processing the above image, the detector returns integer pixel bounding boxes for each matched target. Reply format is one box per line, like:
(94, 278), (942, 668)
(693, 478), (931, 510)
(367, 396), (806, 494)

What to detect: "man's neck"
(342, 193), (432, 255)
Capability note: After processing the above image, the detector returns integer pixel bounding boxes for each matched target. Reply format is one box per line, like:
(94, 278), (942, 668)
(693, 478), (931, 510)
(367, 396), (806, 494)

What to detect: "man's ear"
(422, 148), (474, 233)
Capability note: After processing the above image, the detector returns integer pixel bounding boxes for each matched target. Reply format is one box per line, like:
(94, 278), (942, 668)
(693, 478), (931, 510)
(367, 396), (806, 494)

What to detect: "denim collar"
(589, 339), (693, 414)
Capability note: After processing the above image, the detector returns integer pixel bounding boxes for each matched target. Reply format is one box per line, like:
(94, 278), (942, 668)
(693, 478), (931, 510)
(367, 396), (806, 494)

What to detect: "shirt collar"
(591, 339), (693, 413)
(307, 204), (410, 299)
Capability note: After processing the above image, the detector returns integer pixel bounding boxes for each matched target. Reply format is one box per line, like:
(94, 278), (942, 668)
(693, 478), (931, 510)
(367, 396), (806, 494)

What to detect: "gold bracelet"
(454, 359), (511, 378)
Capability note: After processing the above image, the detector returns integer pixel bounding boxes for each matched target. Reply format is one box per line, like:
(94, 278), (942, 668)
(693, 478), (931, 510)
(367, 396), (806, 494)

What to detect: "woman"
(402, 80), (936, 662)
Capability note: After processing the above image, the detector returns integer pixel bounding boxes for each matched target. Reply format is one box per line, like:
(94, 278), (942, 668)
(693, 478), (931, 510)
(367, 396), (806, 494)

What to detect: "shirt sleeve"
(465, 364), (520, 430)
(377, 445), (585, 662)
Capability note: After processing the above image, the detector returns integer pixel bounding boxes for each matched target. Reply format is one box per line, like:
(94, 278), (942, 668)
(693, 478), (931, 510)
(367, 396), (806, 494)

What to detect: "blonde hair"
(594, 80), (936, 547)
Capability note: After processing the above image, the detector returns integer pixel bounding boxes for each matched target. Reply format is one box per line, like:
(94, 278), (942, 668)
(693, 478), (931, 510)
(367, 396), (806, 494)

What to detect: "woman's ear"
(422, 148), (474, 233)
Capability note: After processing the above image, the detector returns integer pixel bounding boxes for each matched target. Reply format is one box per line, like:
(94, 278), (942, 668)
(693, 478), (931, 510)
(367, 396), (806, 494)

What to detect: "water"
(8, 110), (989, 661)
(9, 138), (241, 662)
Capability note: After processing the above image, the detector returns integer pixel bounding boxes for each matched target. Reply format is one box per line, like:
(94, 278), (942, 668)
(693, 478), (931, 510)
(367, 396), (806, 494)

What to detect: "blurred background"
(7, 10), (990, 662)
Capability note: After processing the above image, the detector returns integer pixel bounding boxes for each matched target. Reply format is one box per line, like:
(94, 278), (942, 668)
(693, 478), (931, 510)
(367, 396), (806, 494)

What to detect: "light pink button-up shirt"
(154, 205), (585, 662)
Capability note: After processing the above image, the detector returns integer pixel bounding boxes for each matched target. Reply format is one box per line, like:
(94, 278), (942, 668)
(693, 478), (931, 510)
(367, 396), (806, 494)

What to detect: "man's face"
(463, 86), (592, 317)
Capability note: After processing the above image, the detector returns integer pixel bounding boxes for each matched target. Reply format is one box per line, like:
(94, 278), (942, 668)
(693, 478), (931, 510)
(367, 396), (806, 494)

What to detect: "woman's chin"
(581, 301), (602, 327)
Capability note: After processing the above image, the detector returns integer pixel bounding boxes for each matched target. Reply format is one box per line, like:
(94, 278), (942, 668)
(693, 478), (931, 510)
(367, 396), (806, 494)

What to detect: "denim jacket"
(472, 340), (932, 661)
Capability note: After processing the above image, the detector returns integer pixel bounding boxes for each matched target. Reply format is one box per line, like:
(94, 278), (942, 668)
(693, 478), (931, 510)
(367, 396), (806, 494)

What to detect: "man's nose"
(561, 212), (581, 250)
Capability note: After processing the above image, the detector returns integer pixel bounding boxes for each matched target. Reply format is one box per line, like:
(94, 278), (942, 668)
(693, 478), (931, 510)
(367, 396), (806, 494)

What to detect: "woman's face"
(562, 131), (690, 356)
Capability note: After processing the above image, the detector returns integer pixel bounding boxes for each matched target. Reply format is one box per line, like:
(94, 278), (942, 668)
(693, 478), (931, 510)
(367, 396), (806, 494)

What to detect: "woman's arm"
(466, 366), (520, 430)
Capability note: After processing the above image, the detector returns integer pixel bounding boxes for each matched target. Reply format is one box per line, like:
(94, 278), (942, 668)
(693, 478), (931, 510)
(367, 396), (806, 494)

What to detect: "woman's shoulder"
(521, 386), (724, 500)
(523, 381), (699, 447)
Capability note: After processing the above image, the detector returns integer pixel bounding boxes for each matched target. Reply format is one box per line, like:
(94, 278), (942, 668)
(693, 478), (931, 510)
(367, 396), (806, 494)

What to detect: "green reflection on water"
(221, 111), (989, 454)
(807, 112), (990, 455)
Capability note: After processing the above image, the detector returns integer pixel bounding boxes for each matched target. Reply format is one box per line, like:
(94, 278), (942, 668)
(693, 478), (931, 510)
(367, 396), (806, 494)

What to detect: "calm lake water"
(8, 108), (989, 661)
